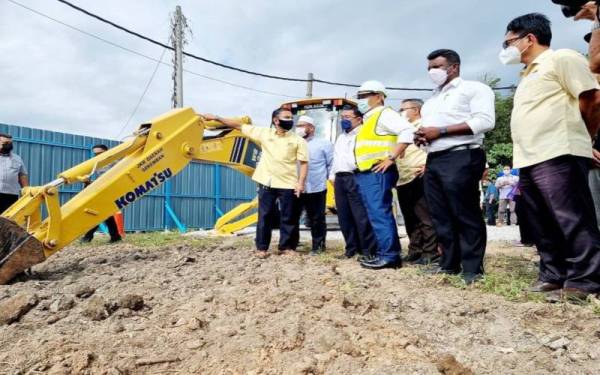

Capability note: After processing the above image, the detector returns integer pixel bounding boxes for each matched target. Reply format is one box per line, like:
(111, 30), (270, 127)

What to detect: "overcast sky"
(0, 0), (594, 139)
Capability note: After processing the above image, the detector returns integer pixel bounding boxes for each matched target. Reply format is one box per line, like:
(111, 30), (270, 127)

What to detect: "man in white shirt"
(495, 165), (519, 226)
(415, 49), (495, 284)
(329, 105), (378, 261)
(354, 81), (415, 270)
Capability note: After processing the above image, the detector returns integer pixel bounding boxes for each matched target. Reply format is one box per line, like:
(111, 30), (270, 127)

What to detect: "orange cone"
(114, 211), (125, 238)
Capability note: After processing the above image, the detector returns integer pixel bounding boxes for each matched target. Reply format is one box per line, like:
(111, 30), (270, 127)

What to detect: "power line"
(54, 0), (516, 92)
(6, 0), (302, 99)
(116, 48), (167, 139)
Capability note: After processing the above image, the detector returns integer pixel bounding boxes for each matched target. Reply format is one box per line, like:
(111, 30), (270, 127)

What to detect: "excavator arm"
(0, 108), (258, 283)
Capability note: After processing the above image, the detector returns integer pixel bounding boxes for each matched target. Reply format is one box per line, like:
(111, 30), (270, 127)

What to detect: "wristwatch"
(593, 20), (600, 32)
(439, 127), (449, 137)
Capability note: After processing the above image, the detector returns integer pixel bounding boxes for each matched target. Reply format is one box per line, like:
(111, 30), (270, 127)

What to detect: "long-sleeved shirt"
(329, 126), (360, 179)
(495, 174), (519, 200)
(304, 136), (333, 193)
(421, 77), (495, 153)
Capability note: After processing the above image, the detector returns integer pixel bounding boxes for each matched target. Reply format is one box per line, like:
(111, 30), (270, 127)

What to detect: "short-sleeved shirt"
(511, 49), (600, 168)
(241, 125), (308, 189)
(304, 137), (333, 193)
(0, 152), (27, 195)
(396, 119), (427, 186)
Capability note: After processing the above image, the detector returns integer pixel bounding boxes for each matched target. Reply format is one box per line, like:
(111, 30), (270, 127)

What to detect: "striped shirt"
(0, 152), (27, 195)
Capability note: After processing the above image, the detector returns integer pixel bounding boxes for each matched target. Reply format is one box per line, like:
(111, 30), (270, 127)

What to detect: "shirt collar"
(363, 105), (384, 120)
(0, 152), (10, 157)
(434, 77), (463, 94)
(521, 49), (553, 77)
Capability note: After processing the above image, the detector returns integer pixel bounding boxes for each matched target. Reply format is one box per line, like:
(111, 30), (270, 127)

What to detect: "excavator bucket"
(0, 217), (46, 284)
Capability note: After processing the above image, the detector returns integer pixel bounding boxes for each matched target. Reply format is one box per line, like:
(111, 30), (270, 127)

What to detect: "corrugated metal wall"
(0, 123), (256, 231)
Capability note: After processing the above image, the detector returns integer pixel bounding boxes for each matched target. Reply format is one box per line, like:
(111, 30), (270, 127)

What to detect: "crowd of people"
(2, 11), (600, 303)
(204, 12), (600, 301)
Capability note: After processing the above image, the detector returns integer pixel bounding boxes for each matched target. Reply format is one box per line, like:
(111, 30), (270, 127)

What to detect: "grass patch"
(477, 255), (544, 302)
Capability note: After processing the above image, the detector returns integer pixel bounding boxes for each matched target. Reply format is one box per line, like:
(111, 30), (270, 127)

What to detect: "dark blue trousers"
(334, 173), (377, 257)
(354, 167), (401, 263)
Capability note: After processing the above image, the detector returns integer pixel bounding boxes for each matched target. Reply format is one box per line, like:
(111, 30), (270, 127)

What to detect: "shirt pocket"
(9, 161), (21, 173)
(283, 143), (297, 162)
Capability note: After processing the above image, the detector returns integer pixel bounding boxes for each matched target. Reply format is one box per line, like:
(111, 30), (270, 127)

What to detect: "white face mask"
(295, 126), (307, 138)
(428, 68), (448, 87)
(499, 46), (522, 65)
(400, 111), (409, 120)
(357, 98), (371, 114)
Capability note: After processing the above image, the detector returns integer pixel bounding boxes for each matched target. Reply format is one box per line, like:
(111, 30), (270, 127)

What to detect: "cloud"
(0, 0), (594, 138)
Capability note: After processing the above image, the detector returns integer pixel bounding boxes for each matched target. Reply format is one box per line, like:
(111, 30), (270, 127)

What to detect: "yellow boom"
(0, 108), (257, 283)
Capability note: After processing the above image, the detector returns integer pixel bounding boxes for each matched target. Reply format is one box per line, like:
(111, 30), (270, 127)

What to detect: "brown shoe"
(545, 288), (592, 304)
(526, 281), (562, 293)
(280, 249), (298, 256)
(254, 251), (270, 259)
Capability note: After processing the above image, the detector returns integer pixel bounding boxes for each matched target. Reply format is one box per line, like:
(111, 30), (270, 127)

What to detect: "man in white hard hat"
(354, 80), (415, 270)
(291, 115), (334, 255)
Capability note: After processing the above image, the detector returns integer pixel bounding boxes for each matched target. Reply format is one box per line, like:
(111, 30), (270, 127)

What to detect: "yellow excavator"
(0, 98), (355, 284)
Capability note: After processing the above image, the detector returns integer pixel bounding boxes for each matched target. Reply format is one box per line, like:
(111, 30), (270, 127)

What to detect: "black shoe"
(80, 238), (92, 244)
(335, 253), (354, 260)
(422, 266), (459, 275)
(402, 253), (422, 263)
(462, 272), (483, 285)
(360, 258), (402, 270)
(357, 254), (377, 263)
(109, 237), (122, 244)
(413, 255), (440, 266)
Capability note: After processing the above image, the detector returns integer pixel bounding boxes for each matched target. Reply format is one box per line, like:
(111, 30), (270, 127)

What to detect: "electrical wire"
(116, 48), (167, 139)
(53, 0), (517, 92)
(6, 0), (302, 99)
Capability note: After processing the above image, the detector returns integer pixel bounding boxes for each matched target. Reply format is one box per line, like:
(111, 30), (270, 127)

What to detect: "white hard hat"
(358, 80), (387, 98)
(298, 115), (315, 126)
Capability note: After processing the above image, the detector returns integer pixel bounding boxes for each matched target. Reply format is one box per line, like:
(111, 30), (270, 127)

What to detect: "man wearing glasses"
(415, 49), (495, 285)
(353, 81), (415, 270)
(329, 105), (378, 262)
(396, 99), (438, 265)
(501, 13), (600, 301)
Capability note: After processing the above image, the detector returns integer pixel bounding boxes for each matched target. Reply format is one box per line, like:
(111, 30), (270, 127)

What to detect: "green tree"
(480, 75), (516, 176)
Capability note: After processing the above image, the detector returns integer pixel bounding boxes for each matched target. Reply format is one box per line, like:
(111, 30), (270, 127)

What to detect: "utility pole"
(171, 5), (186, 108)
(306, 72), (314, 98)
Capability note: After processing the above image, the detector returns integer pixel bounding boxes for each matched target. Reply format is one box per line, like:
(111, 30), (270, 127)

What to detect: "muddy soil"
(0, 237), (599, 374)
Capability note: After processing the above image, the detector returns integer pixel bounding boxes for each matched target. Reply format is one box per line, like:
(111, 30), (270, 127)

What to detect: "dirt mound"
(0, 238), (598, 374)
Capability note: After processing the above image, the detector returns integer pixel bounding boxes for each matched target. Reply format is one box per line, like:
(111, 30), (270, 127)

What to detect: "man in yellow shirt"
(202, 109), (308, 258)
(501, 13), (600, 300)
(396, 99), (438, 265)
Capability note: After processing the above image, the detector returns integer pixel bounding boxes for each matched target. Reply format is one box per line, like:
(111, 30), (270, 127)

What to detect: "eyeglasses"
(502, 34), (527, 49)
(399, 107), (417, 112)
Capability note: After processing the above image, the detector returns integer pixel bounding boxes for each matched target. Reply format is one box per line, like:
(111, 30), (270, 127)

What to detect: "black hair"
(271, 107), (291, 124)
(341, 104), (362, 118)
(0, 133), (12, 139)
(427, 49), (461, 65)
(506, 13), (552, 47)
(92, 144), (109, 151)
(401, 98), (424, 108)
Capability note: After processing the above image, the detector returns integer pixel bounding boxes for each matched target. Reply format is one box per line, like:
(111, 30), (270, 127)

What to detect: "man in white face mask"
(502, 13), (600, 302)
(416, 49), (495, 285)
(291, 115), (333, 255)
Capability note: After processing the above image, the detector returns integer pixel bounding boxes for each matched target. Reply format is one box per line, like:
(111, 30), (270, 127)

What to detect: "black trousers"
(396, 176), (437, 258)
(292, 190), (327, 251)
(256, 185), (298, 251)
(514, 194), (534, 245)
(484, 201), (497, 226)
(0, 193), (19, 214)
(83, 215), (121, 241)
(424, 148), (487, 274)
(520, 155), (600, 292)
(334, 173), (377, 257)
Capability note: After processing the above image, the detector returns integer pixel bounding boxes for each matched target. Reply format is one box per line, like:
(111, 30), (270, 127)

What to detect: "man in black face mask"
(0, 133), (28, 214)
(202, 109), (309, 258)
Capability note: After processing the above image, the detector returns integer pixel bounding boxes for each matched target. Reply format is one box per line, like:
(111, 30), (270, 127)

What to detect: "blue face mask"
(341, 119), (353, 133)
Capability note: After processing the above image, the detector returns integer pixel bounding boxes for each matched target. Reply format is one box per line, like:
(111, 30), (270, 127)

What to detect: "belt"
(335, 172), (354, 177)
(430, 144), (481, 156)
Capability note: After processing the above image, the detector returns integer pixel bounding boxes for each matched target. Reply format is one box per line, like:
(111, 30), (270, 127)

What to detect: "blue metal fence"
(0, 123), (256, 231)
